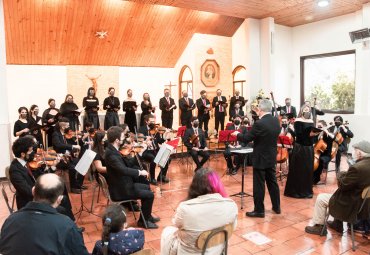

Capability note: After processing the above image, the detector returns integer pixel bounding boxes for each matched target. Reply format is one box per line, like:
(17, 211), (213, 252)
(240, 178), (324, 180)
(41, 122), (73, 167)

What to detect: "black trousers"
(253, 167), (280, 213)
(141, 150), (157, 180)
(104, 111), (120, 130)
(313, 155), (330, 184)
(161, 116), (173, 129)
(181, 116), (192, 128)
(133, 183), (154, 220)
(223, 150), (243, 169)
(84, 112), (100, 130)
(189, 149), (210, 168)
(335, 143), (347, 170)
(215, 112), (225, 132)
(198, 115), (209, 138)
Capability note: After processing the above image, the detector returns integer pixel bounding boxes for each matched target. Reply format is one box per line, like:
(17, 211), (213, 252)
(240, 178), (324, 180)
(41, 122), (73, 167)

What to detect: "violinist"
(92, 130), (108, 178)
(52, 117), (82, 194)
(183, 116), (210, 172)
(81, 121), (95, 151)
(159, 89), (177, 129)
(328, 116), (354, 172)
(83, 87), (100, 130)
(42, 98), (60, 147)
(13, 106), (30, 138)
(60, 94), (80, 131)
(312, 120), (334, 185)
(179, 90), (195, 128)
(140, 93), (155, 126)
(103, 87), (120, 130)
(196, 90), (211, 138)
(223, 116), (248, 175)
(212, 89), (228, 133)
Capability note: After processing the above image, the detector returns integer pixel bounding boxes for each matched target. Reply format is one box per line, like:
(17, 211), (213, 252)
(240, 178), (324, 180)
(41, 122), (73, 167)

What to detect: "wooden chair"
(132, 248), (155, 255)
(321, 185), (370, 251)
(4, 166), (16, 211)
(97, 173), (148, 228)
(196, 223), (234, 255)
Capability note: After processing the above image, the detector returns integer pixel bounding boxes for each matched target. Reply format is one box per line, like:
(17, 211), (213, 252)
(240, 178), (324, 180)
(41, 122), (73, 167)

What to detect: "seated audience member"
(92, 204), (145, 255)
(305, 140), (370, 235)
(105, 126), (160, 229)
(161, 168), (238, 254)
(0, 174), (89, 255)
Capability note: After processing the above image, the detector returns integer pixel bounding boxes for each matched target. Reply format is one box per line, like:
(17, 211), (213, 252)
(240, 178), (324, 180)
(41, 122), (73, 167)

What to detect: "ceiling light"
(317, 0), (329, 7)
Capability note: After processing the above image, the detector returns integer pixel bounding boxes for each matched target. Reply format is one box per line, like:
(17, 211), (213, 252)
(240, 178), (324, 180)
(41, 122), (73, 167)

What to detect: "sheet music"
(230, 147), (253, 154)
(75, 149), (97, 176)
(154, 144), (173, 168)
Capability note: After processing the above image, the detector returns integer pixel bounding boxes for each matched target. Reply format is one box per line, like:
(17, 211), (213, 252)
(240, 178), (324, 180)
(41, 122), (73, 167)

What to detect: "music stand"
(230, 147), (253, 210)
(276, 135), (293, 183)
(176, 126), (188, 165)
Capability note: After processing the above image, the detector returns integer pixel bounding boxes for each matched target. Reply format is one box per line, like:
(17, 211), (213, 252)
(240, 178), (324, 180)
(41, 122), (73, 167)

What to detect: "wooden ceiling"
(3, 0), (369, 67)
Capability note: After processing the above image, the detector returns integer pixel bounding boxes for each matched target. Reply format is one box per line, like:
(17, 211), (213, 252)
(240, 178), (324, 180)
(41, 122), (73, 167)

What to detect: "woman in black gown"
(83, 87), (100, 130)
(140, 93), (155, 126)
(13, 107), (30, 137)
(122, 89), (137, 132)
(41, 98), (60, 147)
(284, 104), (320, 198)
(60, 94), (80, 131)
(28, 104), (43, 146)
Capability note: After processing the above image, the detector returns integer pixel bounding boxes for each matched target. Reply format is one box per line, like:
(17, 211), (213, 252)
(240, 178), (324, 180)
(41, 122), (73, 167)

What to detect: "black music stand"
(230, 147), (253, 210)
(74, 185), (101, 221)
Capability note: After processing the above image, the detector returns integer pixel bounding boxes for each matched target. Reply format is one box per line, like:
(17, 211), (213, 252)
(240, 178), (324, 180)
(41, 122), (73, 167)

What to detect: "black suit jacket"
(105, 144), (140, 201)
(229, 109), (245, 121)
(196, 98), (211, 119)
(229, 96), (245, 114)
(277, 105), (297, 118)
(328, 125), (354, 147)
(183, 128), (207, 150)
(52, 130), (73, 154)
(0, 202), (89, 255)
(212, 96), (228, 114)
(237, 114), (280, 169)
(159, 97), (177, 118)
(179, 97), (195, 121)
(9, 159), (35, 210)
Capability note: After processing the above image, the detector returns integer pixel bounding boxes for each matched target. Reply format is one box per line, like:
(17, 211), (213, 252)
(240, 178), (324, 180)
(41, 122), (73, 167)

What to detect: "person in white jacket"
(161, 168), (238, 255)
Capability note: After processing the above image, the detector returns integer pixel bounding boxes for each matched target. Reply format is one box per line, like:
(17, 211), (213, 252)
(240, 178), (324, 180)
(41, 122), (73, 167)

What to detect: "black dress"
(13, 119), (29, 137)
(140, 101), (153, 126)
(284, 120), (314, 198)
(82, 96), (100, 130)
(103, 96), (120, 130)
(60, 102), (80, 131)
(122, 100), (137, 132)
(42, 107), (60, 147)
(28, 115), (43, 145)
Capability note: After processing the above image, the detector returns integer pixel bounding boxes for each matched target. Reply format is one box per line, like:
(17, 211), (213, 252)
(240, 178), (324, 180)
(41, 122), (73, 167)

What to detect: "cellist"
(312, 120), (334, 185)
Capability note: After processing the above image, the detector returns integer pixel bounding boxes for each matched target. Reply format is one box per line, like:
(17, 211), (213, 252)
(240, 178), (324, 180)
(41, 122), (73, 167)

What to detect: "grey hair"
(258, 99), (272, 112)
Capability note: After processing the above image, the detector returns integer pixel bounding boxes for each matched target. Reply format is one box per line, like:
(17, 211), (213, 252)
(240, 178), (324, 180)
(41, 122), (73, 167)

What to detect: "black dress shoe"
(148, 216), (160, 223)
(137, 220), (158, 229)
(272, 208), (281, 214)
(246, 211), (265, 218)
(157, 176), (170, 183)
(149, 179), (158, 185)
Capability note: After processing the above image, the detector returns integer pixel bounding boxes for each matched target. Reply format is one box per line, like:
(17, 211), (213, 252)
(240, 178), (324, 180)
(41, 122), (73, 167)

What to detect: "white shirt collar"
(17, 157), (27, 167)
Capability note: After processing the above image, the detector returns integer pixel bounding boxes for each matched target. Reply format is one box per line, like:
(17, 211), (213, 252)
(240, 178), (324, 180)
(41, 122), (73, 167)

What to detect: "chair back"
(132, 249), (155, 255)
(358, 185), (370, 213)
(4, 166), (16, 193)
(97, 173), (111, 201)
(1, 184), (13, 214)
(196, 223), (233, 255)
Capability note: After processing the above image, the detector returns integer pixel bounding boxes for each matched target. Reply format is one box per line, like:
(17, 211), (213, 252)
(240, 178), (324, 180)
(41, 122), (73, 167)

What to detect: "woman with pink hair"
(161, 168), (238, 255)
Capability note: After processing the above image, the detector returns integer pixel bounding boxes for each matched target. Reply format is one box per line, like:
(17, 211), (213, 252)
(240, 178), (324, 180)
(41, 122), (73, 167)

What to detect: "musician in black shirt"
(103, 87), (120, 130)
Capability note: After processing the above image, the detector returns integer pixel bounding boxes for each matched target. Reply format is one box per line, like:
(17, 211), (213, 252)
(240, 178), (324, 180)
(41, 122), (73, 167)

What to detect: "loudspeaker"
(349, 28), (370, 44)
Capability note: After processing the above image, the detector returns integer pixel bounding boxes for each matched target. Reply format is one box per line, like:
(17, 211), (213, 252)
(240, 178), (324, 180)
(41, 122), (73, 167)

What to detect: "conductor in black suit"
(212, 89), (228, 132)
(232, 99), (281, 218)
(196, 90), (211, 138)
(183, 117), (210, 171)
(159, 89), (177, 129)
(229, 90), (246, 116)
(179, 90), (195, 128)
(276, 98), (297, 118)
(105, 126), (160, 229)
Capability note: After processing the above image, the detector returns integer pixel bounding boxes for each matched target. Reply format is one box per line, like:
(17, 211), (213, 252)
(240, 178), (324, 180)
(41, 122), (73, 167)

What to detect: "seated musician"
(105, 126), (160, 229)
(223, 115), (248, 175)
(312, 120), (334, 185)
(229, 101), (245, 121)
(8, 136), (78, 224)
(305, 140), (370, 236)
(138, 114), (170, 184)
(52, 117), (82, 194)
(183, 116), (210, 172)
(328, 116), (354, 172)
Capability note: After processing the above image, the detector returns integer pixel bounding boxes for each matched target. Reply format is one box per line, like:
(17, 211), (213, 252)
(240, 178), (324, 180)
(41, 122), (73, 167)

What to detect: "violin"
(189, 134), (199, 147)
(64, 129), (82, 140)
(27, 148), (60, 170)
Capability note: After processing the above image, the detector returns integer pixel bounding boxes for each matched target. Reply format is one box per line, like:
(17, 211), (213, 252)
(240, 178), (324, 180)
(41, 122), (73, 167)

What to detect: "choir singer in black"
(103, 87), (120, 130)
(159, 89), (177, 129)
(179, 90), (195, 128)
(231, 99), (281, 218)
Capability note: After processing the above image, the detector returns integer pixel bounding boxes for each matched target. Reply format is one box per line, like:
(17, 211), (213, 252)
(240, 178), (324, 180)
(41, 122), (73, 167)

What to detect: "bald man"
(0, 174), (89, 255)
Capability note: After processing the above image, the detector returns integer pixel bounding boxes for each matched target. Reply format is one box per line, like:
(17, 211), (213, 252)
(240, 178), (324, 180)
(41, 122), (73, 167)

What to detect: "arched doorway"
(178, 66), (194, 123)
(232, 65), (247, 96)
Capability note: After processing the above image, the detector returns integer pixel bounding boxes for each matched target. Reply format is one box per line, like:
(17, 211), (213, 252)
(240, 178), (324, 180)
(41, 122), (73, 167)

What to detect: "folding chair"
(4, 166), (16, 211)
(2, 183), (14, 214)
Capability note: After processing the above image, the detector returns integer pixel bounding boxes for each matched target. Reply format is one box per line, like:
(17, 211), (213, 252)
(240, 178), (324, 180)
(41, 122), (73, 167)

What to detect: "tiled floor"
(1, 155), (369, 255)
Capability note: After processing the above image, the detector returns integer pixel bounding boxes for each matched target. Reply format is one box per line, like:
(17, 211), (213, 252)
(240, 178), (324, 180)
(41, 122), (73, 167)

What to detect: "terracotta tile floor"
(1, 155), (369, 255)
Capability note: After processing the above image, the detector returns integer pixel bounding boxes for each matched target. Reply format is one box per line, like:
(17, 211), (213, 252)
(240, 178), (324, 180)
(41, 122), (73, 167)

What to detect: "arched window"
(179, 66), (193, 99)
(232, 66), (247, 96)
